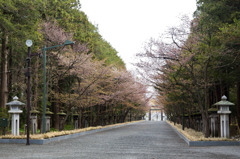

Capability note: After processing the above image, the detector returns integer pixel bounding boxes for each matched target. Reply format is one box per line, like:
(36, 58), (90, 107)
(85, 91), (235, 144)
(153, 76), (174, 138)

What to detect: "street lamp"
(42, 40), (74, 133)
(26, 39), (33, 145)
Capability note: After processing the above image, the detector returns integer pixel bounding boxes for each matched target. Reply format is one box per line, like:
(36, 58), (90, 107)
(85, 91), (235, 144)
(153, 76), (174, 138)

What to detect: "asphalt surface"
(0, 121), (240, 159)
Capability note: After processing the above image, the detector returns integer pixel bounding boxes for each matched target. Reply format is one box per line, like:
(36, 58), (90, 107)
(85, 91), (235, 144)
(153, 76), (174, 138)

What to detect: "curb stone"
(0, 121), (144, 145)
(166, 121), (240, 146)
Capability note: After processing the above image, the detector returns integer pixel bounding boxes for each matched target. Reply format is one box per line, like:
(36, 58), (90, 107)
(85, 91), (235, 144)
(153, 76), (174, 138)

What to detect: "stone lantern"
(7, 96), (25, 136)
(57, 110), (66, 131)
(208, 107), (219, 137)
(30, 109), (39, 134)
(45, 108), (53, 132)
(214, 95), (234, 138)
(73, 114), (79, 129)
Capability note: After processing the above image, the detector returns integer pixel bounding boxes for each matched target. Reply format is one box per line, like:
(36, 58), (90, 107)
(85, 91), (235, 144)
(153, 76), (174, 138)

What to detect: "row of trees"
(137, 0), (240, 137)
(0, 0), (147, 129)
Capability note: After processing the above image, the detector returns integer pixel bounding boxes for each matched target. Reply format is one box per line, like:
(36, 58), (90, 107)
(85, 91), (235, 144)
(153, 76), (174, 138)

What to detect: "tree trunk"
(215, 84), (221, 103)
(33, 58), (39, 108)
(203, 86), (210, 138)
(90, 106), (93, 126)
(203, 56), (210, 137)
(220, 82), (229, 99)
(237, 82), (240, 128)
(0, 33), (8, 108)
(54, 85), (60, 129)
(8, 47), (12, 100)
(78, 107), (82, 128)
(123, 109), (130, 122)
(81, 107), (85, 128)
(202, 111), (210, 137)
(54, 103), (60, 129)
(95, 105), (100, 126)
(223, 84), (230, 99)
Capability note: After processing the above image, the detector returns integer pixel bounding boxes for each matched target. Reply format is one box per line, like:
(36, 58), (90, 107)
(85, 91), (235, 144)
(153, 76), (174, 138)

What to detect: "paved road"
(0, 121), (240, 159)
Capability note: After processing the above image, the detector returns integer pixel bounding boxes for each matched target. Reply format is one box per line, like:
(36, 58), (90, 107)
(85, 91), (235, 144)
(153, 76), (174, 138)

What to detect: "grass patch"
(167, 120), (239, 141)
(0, 120), (142, 140)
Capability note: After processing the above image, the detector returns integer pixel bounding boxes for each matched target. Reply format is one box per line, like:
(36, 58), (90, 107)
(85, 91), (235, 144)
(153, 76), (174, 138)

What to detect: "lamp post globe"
(26, 40), (33, 47)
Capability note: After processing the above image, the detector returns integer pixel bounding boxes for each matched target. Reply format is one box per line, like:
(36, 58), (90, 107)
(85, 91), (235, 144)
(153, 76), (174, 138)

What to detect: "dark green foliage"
(143, 0), (240, 136)
(40, 0), (125, 68)
(0, 0), (143, 134)
(0, 108), (8, 118)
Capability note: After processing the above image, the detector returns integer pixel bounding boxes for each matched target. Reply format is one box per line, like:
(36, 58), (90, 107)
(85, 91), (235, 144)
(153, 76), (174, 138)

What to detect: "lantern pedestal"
(219, 114), (230, 138)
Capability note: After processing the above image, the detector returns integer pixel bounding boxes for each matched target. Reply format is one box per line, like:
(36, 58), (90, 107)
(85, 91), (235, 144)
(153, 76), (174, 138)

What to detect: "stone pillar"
(7, 96), (24, 136)
(45, 108), (53, 132)
(45, 116), (51, 132)
(30, 109), (39, 134)
(11, 114), (20, 136)
(30, 115), (37, 134)
(220, 114), (230, 138)
(215, 95), (234, 138)
(161, 110), (163, 121)
(58, 111), (66, 131)
(73, 114), (78, 129)
(196, 120), (200, 131)
(85, 120), (88, 128)
(209, 114), (219, 137)
(41, 108), (53, 133)
(149, 109), (151, 121)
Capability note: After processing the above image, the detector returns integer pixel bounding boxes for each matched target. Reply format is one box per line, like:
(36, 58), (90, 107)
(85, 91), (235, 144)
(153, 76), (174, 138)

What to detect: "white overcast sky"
(80, 0), (197, 70)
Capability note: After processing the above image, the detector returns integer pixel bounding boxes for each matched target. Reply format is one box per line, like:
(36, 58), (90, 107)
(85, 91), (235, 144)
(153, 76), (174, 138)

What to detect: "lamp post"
(42, 40), (74, 133)
(26, 39), (33, 145)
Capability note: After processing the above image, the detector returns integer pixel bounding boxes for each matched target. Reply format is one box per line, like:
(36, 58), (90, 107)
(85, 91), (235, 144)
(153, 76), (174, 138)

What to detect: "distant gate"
(148, 107), (164, 121)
